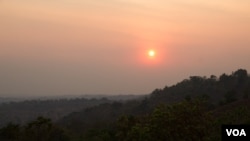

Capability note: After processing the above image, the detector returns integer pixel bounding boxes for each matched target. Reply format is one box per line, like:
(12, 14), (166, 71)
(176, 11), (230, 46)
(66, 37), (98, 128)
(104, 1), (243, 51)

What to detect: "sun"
(148, 50), (155, 57)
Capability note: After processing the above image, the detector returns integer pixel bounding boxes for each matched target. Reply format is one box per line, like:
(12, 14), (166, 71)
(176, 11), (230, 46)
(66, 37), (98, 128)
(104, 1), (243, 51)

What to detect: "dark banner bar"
(222, 125), (250, 141)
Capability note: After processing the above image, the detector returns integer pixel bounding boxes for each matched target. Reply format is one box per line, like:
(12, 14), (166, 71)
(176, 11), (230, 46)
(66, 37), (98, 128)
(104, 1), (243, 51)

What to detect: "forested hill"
(0, 98), (112, 127)
(59, 69), (250, 132)
(1, 69), (250, 141)
(0, 95), (145, 127)
(150, 68), (250, 105)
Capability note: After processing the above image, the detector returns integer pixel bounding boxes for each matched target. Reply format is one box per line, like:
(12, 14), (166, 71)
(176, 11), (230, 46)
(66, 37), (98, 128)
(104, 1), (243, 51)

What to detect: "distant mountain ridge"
(0, 94), (146, 127)
(0, 94), (146, 104)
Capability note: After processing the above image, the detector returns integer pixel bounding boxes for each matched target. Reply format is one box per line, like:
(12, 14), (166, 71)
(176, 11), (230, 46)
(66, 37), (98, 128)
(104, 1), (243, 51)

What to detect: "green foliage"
(116, 115), (138, 140)
(23, 117), (69, 141)
(0, 117), (69, 141)
(116, 99), (213, 141)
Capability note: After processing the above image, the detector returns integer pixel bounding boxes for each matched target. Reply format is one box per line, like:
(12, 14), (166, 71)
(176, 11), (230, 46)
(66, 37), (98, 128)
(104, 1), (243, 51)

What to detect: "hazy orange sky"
(1, 0), (250, 96)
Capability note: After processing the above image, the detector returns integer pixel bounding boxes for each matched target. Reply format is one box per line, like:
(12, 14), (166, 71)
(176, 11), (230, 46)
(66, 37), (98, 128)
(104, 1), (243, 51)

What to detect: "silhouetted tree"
(22, 116), (69, 141)
(0, 122), (20, 141)
(233, 69), (248, 86)
(116, 99), (213, 141)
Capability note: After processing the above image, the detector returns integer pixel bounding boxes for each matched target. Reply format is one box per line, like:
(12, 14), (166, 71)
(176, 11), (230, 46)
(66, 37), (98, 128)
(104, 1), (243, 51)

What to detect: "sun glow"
(148, 50), (155, 57)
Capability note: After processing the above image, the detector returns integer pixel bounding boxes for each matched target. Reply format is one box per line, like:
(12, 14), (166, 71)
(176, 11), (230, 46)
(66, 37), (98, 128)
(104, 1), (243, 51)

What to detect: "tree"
(22, 116), (69, 141)
(116, 115), (137, 141)
(115, 99), (213, 141)
(234, 69), (248, 86)
(0, 122), (20, 141)
(148, 100), (212, 141)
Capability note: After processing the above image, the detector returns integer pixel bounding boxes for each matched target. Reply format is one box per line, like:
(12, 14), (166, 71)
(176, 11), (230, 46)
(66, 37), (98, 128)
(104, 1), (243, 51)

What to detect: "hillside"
(59, 69), (250, 132)
(0, 98), (112, 127)
(149, 69), (249, 105)
(1, 68), (250, 141)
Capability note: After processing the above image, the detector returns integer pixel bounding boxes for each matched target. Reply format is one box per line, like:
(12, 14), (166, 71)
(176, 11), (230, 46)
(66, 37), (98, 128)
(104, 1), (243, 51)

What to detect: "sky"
(1, 0), (250, 97)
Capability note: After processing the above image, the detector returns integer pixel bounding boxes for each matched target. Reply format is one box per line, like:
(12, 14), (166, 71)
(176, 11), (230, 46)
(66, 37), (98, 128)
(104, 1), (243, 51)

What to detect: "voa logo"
(226, 129), (246, 136)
